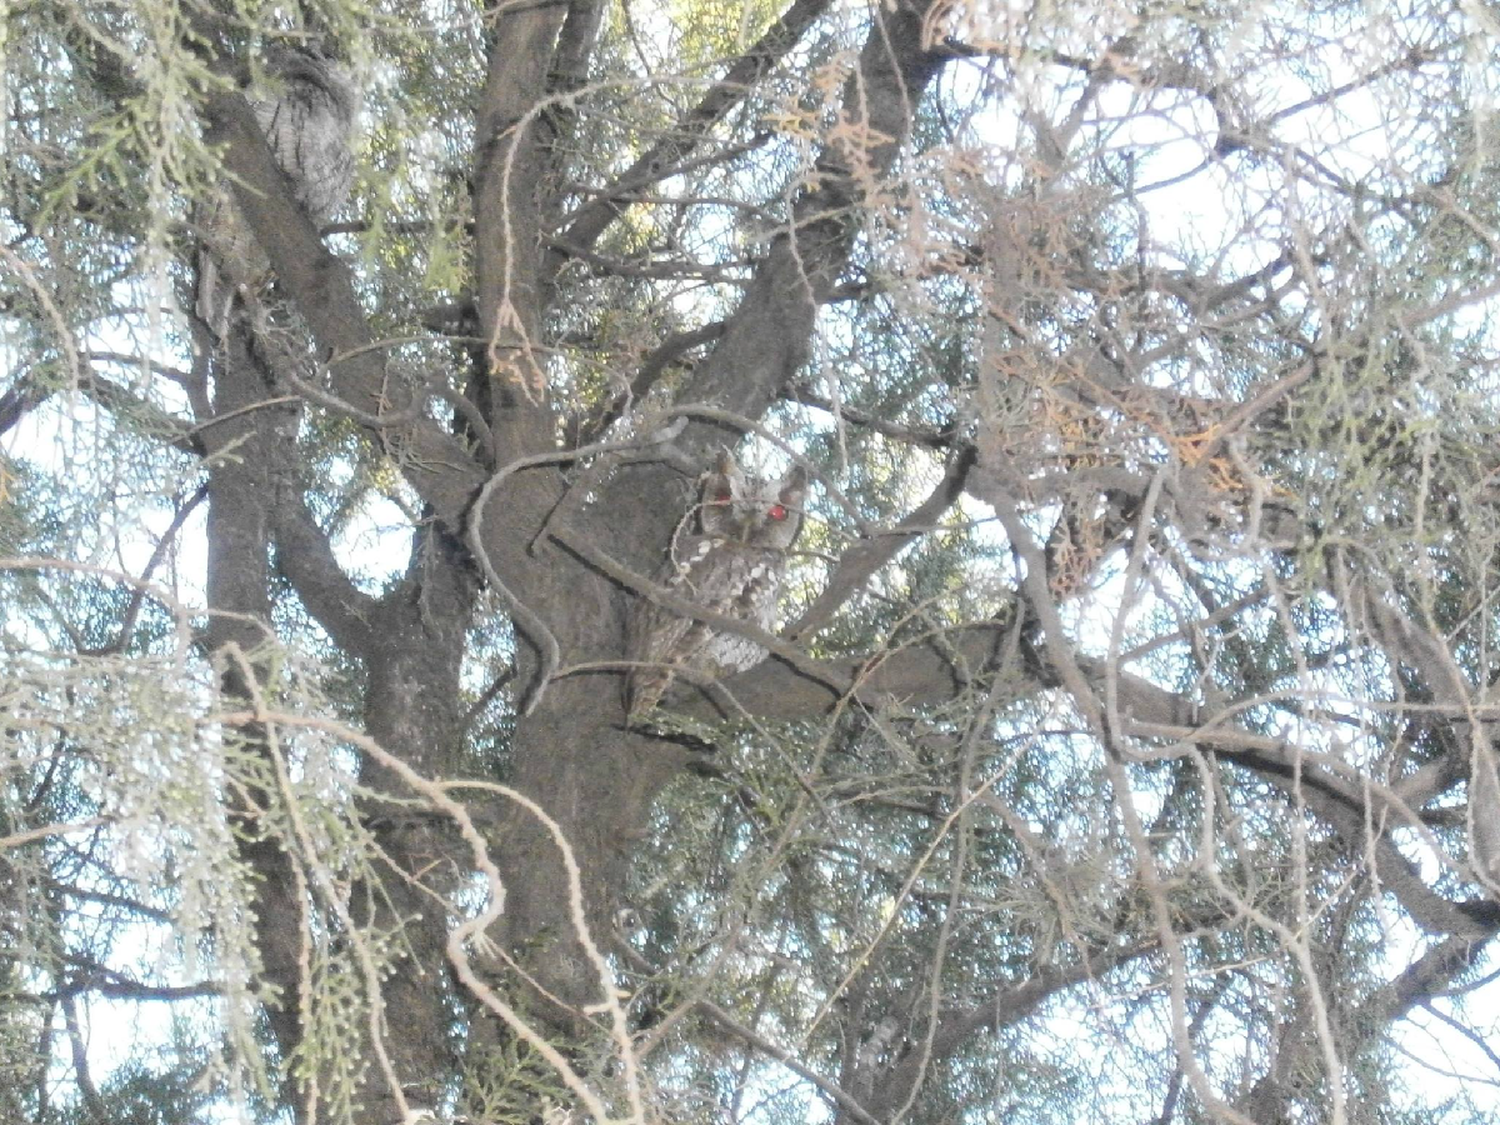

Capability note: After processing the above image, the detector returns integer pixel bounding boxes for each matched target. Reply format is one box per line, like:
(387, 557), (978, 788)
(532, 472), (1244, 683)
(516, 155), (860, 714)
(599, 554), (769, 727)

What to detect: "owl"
(626, 451), (808, 717)
(1471, 733), (1500, 887)
(195, 42), (360, 333)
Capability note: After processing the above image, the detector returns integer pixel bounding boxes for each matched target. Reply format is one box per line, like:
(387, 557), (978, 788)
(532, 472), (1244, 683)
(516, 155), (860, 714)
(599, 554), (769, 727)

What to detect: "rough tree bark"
(188, 0), (959, 1115)
(13, 2), (1500, 1122)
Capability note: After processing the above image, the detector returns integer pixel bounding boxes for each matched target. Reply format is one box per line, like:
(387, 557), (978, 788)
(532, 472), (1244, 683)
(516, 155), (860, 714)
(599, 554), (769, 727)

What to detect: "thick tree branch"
(60, 993), (107, 1123)
(6, 361), (208, 456)
(271, 494), (380, 655)
(670, 623), (1015, 720)
(663, 0), (949, 464)
(0, 370), (47, 438)
(677, 625), (1497, 943)
(201, 89), (481, 526)
(1097, 660), (1495, 939)
(1355, 933), (1491, 1034)
(551, 0), (606, 92)
(473, 0), (567, 459)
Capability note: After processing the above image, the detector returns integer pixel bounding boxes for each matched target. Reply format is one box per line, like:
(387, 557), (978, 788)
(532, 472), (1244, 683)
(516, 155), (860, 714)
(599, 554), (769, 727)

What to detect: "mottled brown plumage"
(195, 44), (359, 333)
(626, 452), (807, 717)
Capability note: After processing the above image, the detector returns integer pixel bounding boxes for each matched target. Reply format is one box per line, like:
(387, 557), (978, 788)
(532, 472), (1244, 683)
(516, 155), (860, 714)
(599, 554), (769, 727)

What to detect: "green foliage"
(9, 0), (1500, 1121)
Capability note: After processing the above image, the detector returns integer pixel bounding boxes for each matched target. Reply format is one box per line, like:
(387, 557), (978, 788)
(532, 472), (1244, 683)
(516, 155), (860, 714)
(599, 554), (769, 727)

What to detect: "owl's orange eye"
(768, 504), (788, 521)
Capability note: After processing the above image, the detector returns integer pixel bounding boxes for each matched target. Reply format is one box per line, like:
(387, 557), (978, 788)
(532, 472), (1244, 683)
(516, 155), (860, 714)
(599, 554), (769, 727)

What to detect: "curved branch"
(271, 494), (380, 655)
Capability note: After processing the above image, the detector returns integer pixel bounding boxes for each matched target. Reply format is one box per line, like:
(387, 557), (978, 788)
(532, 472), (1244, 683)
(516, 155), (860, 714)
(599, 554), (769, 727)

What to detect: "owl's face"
(698, 451), (807, 549)
(263, 42), (360, 125)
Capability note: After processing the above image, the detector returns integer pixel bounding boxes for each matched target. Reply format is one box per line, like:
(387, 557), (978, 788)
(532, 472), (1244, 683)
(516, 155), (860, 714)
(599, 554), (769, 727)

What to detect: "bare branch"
(789, 445), (974, 639)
